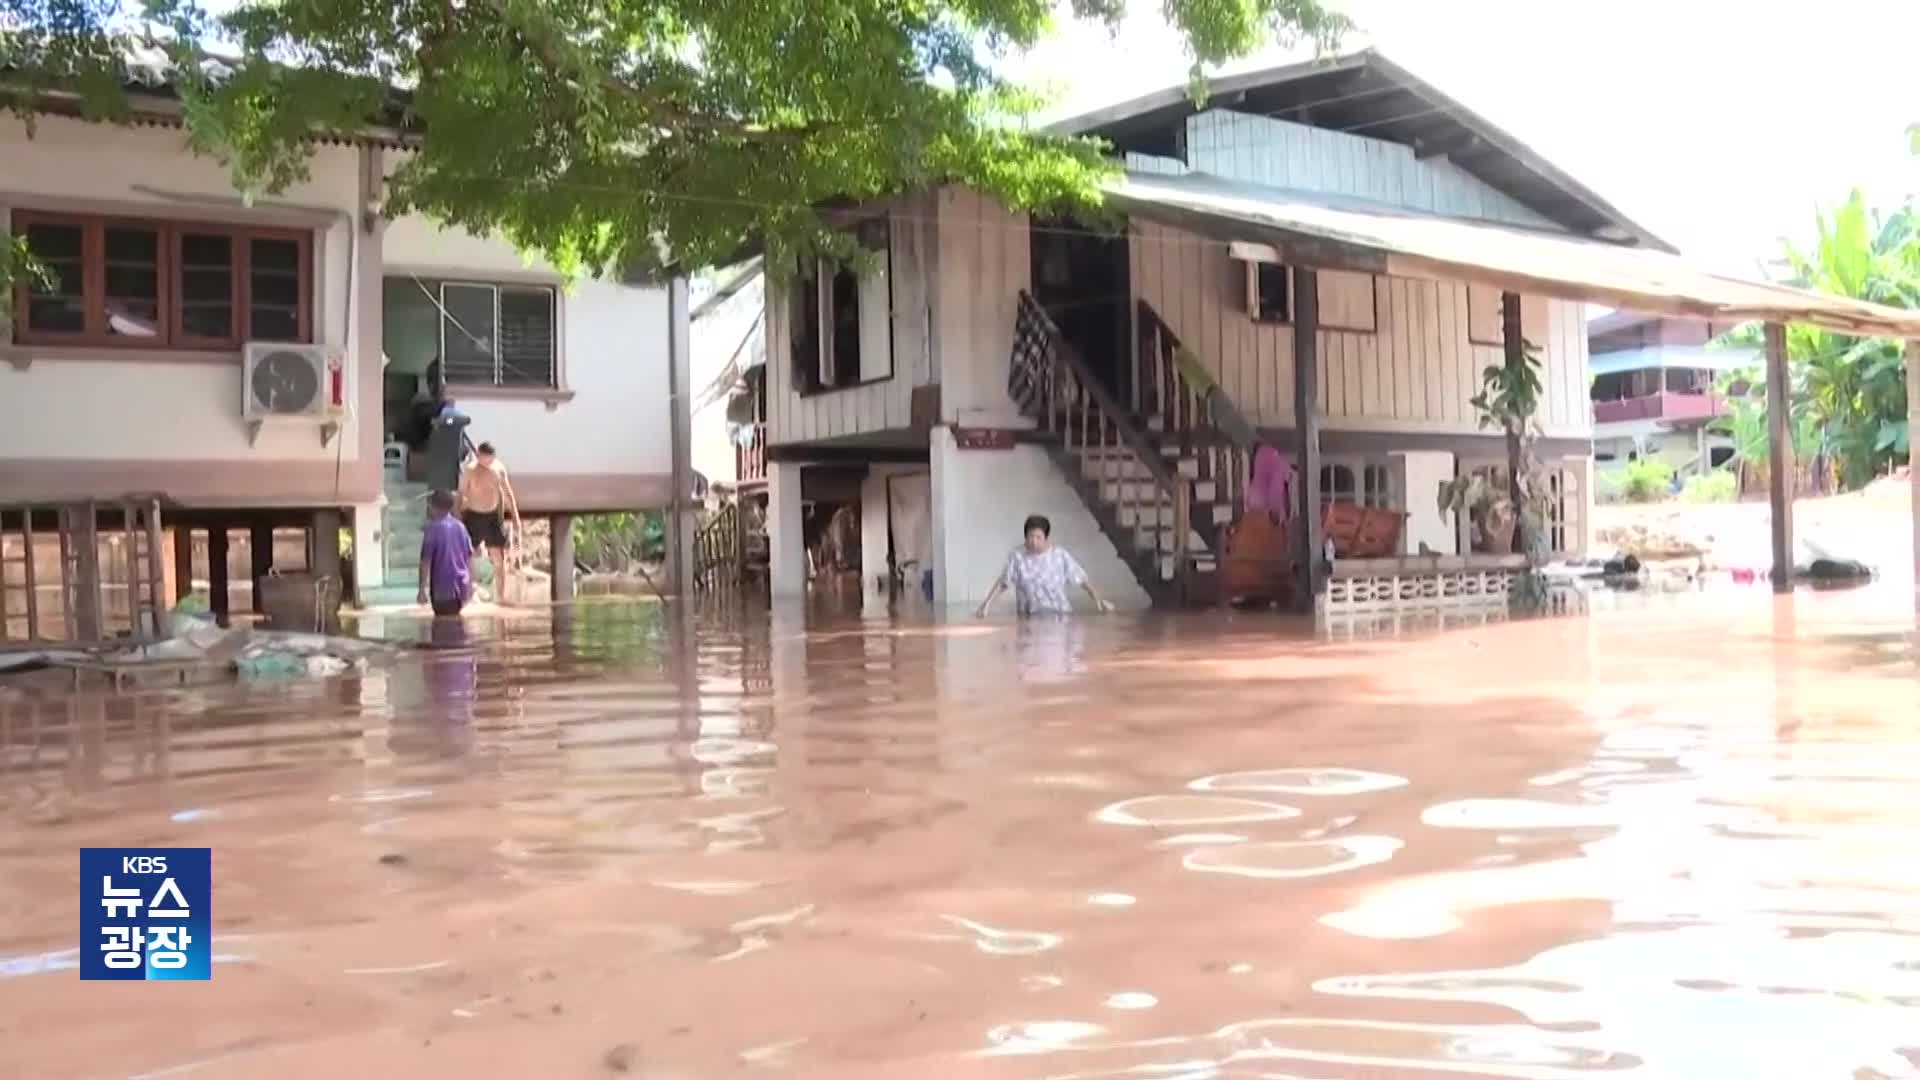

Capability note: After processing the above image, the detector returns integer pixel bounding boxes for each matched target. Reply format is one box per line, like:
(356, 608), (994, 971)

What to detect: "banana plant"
(1731, 189), (1920, 489)
(1711, 364), (1823, 491)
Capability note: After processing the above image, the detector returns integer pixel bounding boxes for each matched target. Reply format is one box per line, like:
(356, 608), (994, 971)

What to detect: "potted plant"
(1436, 472), (1518, 555)
(1438, 335), (1554, 610)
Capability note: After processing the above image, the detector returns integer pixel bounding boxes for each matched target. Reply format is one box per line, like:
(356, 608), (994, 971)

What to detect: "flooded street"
(4, 593), (1920, 1079)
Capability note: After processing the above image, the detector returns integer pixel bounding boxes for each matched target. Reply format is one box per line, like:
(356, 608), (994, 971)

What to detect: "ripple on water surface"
(1094, 795), (1300, 827)
(1188, 767), (1409, 796)
(1182, 836), (1404, 880)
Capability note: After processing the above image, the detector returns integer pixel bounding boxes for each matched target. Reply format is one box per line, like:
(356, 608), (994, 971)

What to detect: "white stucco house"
(1, 69), (693, 626)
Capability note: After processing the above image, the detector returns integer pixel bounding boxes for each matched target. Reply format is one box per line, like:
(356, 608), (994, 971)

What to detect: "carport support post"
(1908, 339), (1919, 604)
(1292, 266), (1323, 613)
(1764, 323), (1794, 594)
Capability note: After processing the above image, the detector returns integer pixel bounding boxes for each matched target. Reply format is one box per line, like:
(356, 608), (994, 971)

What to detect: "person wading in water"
(975, 514), (1115, 617)
(418, 490), (475, 616)
(457, 441), (523, 602)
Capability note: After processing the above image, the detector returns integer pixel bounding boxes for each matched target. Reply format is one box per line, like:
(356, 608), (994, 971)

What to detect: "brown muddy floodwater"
(4, 591), (1920, 1079)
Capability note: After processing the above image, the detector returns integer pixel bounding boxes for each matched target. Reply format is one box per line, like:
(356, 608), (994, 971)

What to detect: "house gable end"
(1183, 109), (1559, 231)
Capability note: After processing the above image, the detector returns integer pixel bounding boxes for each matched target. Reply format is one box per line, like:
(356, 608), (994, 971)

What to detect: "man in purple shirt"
(418, 490), (475, 616)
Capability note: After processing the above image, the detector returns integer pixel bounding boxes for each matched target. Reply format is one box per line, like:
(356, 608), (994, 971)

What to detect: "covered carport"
(1104, 171), (1920, 605)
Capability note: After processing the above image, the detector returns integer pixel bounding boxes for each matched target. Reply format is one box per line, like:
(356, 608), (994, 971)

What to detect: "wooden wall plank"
(1126, 219), (1590, 436)
(1409, 280), (1433, 423)
(1382, 279), (1403, 419)
(1436, 281), (1461, 425)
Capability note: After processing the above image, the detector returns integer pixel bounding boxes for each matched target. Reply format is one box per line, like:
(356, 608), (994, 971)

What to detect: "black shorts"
(431, 593), (466, 617)
(462, 510), (508, 548)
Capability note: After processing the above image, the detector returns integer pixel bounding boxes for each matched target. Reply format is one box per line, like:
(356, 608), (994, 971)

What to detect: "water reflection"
(2, 595), (1920, 1078)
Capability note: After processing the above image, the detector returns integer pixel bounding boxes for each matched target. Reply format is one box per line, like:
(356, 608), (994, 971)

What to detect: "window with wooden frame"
(1246, 261), (1291, 324)
(1319, 457), (1397, 512)
(788, 217), (894, 395)
(9, 211), (312, 349)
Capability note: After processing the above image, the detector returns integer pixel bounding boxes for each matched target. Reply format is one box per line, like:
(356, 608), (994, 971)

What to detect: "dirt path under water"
(4, 591), (1920, 1078)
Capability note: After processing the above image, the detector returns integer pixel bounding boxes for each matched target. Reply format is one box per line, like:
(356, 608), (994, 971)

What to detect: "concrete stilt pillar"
(768, 461), (807, 598)
(350, 502), (384, 593)
(208, 527), (230, 626)
(860, 468), (893, 612)
(312, 511), (343, 582)
(250, 524), (274, 613)
(312, 510), (343, 630)
(549, 513), (575, 604)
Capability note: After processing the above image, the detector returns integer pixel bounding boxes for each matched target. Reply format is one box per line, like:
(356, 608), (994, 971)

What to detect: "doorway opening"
(1031, 216), (1133, 407)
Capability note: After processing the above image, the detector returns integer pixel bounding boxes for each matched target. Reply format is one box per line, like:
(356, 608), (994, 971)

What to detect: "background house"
(1588, 309), (1753, 482)
(1, 82), (691, 639)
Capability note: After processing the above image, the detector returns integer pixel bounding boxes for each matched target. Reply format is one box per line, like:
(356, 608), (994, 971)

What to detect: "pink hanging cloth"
(1245, 444), (1293, 517)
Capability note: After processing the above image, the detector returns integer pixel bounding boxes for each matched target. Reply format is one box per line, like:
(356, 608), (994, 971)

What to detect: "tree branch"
(466, 0), (822, 142)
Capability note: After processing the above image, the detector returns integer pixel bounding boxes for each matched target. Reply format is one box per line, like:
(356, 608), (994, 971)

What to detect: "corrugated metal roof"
(1103, 171), (1920, 339)
(3, 40), (417, 148)
(1053, 49), (1672, 253)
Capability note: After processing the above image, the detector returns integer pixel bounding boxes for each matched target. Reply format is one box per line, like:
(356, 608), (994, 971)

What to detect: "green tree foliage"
(1710, 363), (1821, 490)
(2, 0), (1346, 280)
(1721, 190), (1919, 490)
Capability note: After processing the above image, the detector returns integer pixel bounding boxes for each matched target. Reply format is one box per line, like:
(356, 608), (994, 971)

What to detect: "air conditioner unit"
(241, 342), (347, 448)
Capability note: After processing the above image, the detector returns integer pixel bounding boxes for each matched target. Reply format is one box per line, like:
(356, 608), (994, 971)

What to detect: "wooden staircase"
(1012, 293), (1253, 607)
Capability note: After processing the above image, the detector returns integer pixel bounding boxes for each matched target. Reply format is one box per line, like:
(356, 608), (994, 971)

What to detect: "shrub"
(572, 511), (666, 571)
(1593, 470), (1625, 505)
(1620, 458), (1674, 503)
(1681, 470), (1738, 504)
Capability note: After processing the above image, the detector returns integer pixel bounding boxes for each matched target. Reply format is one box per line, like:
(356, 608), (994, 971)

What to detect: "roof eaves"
(1043, 51), (1371, 138)
(1359, 53), (1675, 255)
(1046, 47), (1674, 256)
(17, 84), (417, 149)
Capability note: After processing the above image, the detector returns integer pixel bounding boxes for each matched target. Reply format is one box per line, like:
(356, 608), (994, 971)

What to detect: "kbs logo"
(80, 848), (211, 981)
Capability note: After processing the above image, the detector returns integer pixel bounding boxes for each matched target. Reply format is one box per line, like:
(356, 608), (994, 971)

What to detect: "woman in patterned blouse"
(975, 514), (1115, 617)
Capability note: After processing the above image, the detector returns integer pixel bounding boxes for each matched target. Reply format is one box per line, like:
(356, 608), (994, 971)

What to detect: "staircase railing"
(1013, 292), (1193, 598)
(692, 500), (745, 590)
(1137, 299), (1254, 516)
